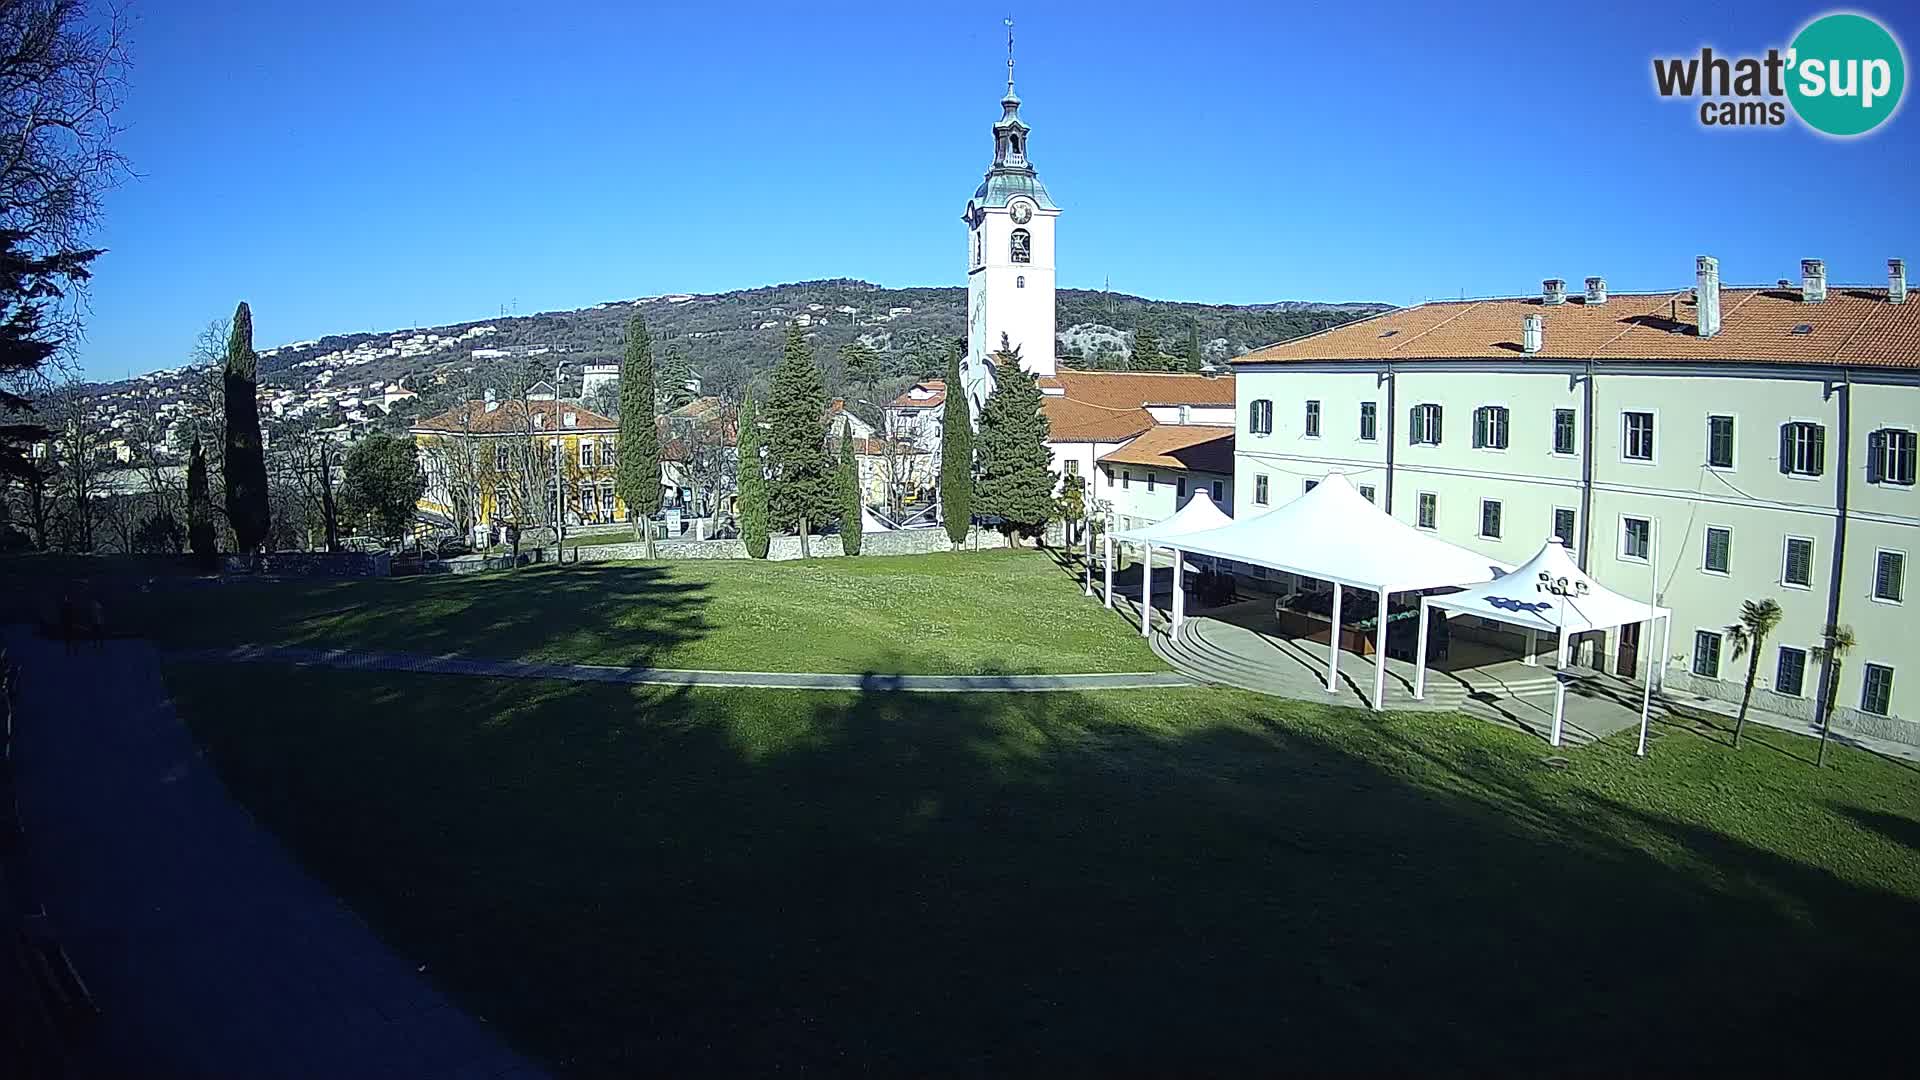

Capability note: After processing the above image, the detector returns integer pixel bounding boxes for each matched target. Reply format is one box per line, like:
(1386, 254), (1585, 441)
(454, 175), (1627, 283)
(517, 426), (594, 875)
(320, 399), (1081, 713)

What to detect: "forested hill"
(96, 281), (1387, 426)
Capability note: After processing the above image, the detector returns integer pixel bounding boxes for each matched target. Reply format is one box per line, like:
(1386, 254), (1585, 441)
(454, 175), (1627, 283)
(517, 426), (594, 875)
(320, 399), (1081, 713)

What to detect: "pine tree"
(656, 341), (695, 412)
(939, 345), (973, 546)
(617, 314), (662, 550)
(765, 324), (835, 557)
(973, 361), (1055, 545)
(187, 435), (215, 565)
(839, 435), (863, 556)
(222, 302), (271, 553)
(736, 392), (769, 559)
(1130, 324), (1164, 371)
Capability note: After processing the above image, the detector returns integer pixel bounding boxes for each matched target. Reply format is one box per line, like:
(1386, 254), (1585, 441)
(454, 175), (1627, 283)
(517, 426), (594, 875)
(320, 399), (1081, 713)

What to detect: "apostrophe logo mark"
(1787, 13), (1905, 136)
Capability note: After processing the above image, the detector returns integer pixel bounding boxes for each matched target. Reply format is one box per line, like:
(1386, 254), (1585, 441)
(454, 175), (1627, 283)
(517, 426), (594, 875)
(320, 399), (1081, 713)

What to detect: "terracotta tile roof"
(412, 398), (618, 435)
(1235, 286), (1920, 368)
(1041, 397), (1156, 443)
(885, 380), (947, 409)
(1040, 370), (1236, 407)
(1097, 425), (1236, 473)
(666, 396), (728, 421)
(842, 436), (930, 456)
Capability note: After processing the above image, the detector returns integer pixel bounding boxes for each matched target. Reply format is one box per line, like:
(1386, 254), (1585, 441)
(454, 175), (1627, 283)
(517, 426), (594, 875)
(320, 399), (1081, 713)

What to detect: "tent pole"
(1372, 586), (1389, 711)
(1523, 627), (1538, 666)
(1141, 544), (1153, 637)
(1083, 510), (1093, 596)
(1656, 609), (1671, 691)
(1414, 597), (1430, 700)
(1551, 626), (1569, 748)
(1172, 548), (1185, 636)
(1636, 613), (1661, 758)
(1103, 531), (1114, 610)
(1326, 581), (1343, 694)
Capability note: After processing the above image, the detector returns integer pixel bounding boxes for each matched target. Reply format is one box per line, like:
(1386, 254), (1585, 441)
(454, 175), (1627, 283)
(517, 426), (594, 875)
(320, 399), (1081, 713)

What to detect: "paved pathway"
(174, 644), (1195, 692)
(5, 628), (546, 1079)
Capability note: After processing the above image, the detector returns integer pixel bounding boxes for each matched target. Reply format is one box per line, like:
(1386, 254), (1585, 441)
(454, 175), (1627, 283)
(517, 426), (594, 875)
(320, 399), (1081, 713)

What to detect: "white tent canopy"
(1102, 491), (1233, 634)
(1169, 473), (1509, 593)
(1415, 538), (1672, 748)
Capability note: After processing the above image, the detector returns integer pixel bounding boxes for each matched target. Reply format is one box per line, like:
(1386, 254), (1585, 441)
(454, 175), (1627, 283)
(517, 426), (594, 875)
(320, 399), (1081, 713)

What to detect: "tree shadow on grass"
(167, 661), (1920, 1077)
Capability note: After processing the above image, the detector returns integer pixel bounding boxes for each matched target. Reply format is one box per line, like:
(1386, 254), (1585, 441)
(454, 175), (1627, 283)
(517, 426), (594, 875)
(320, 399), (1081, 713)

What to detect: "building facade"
(411, 397), (626, 533)
(1230, 258), (1917, 738)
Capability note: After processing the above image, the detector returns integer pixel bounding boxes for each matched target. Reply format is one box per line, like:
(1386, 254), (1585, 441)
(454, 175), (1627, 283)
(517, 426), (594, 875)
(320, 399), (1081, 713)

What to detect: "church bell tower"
(959, 19), (1059, 423)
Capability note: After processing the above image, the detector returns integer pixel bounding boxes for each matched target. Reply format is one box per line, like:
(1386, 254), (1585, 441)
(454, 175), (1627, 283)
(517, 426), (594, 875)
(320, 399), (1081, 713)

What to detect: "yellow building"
(410, 395), (625, 532)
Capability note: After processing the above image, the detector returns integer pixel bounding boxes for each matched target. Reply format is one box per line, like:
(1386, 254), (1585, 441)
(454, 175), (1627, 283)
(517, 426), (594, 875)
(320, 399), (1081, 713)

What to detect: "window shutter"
(1812, 425), (1826, 475)
(1409, 406), (1422, 444)
(1867, 430), (1886, 484)
(1433, 407), (1442, 444)
(1472, 408), (1483, 448)
(1779, 424), (1792, 474)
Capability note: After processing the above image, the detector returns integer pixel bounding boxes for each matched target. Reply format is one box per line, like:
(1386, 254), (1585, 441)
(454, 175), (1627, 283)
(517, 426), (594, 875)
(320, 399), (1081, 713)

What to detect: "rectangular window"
(1783, 536), (1814, 588)
(1861, 664), (1894, 716)
(1064, 458), (1079, 475)
(1707, 415), (1735, 469)
(1553, 408), (1576, 455)
(1249, 399), (1273, 435)
(494, 444), (510, 472)
(1623, 411), (1656, 461)
(1359, 402), (1377, 442)
(580, 486), (595, 515)
(1359, 484), (1376, 503)
(1254, 474), (1270, 505)
(580, 442), (595, 469)
(1211, 480), (1224, 501)
(1304, 400), (1321, 438)
(1874, 549), (1906, 602)
(1479, 499), (1502, 539)
(1704, 526), (1732, 575)
(1472, 406), (1510, 450)
(1410, 403), (1443, 445)
(1176, 476), (1186, 498)
(1869, 428), (1917, 485)
(1122, 470), (1131, 490)
(1416, 492), (1437, 530)
(1692, 630), (1723, 678)
(1780, 421), (1825, 476)
(1775, 646), (1807, 697)
(1105, 467), (1114, 488)
(602, 438), (617, 467)
(1552, 508), (1576, 547)
(1147, 473), (1156, 492)
(601, 484), (616, 513)
(1622, 516), (1651, 561)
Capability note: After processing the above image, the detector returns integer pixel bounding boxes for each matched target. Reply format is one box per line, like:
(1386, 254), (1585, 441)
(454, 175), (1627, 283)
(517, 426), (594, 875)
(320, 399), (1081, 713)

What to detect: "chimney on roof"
(483, 388), (498, 413)
(1521, 313), (1544, 354)
(1890, 258), (1908, 304)
(1585, 276), (1608, 305)
(1542, 278), (1567, 305)
(1696, 255), (1722, 338)
(1801, 258), (1827, 303)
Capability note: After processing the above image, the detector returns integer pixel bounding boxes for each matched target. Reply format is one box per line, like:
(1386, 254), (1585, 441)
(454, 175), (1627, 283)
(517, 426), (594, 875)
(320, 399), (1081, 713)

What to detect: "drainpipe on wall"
(1814, 372), (1852, 739)
(1577, 362), (1595, 573)
(1382, 364), (1397, 515)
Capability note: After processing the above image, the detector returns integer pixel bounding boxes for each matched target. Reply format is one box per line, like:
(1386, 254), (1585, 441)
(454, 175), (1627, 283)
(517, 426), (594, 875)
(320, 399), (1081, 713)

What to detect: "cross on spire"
(1005, 15), (1015, 96)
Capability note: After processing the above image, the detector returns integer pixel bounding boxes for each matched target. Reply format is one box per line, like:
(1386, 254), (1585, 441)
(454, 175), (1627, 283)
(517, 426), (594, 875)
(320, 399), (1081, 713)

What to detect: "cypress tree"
(939, 346), (973, 546)
(1130, 324), (1164, 371)
(617, 314), (662, 550)
(736, 391), (769, 559)
(973, 362), (1055, 546)
(222, 302), (271, 552)
(765, 324), (835, 557)
(656, 341), (695, 412)
(839, 434), (863, 556)
(187, 435), (215, 565)
(1186, 322), (1206, 371)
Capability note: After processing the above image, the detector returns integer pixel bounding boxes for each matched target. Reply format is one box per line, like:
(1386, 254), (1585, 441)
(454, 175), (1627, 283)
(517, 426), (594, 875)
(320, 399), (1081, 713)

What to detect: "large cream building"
(1229, 257), (1917, 741)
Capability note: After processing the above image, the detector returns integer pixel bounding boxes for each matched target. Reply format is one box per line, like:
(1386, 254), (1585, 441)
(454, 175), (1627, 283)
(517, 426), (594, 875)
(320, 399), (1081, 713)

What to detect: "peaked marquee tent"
(1100, 491), (1233, 634)
(1416, 538), (1671, 747)
(1159, 473), (1511, 710)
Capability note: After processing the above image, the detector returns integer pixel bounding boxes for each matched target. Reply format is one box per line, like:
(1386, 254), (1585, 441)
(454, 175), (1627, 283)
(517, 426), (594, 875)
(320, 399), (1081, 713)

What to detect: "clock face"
(1010, 200), (1033, 225)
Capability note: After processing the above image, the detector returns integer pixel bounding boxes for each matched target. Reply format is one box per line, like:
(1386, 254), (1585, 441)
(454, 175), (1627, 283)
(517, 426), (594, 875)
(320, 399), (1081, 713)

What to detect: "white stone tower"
(959, 20), (1060, 422)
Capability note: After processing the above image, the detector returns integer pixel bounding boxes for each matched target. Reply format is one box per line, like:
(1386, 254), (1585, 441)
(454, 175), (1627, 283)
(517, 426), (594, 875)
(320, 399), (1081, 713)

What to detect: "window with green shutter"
(1704, 526), (1732, 574)
(1780, 421), (1825, 476)
(1869, 428), (1916, 486)
(1553, 408), (1577, 455)
(1860, 664), (1894, 716)
(1875, 550), (1906, 602)
(1707, 415), (1735, 468)
(1775, 647), (1807, 697)
(1783, 537), (1814, 587)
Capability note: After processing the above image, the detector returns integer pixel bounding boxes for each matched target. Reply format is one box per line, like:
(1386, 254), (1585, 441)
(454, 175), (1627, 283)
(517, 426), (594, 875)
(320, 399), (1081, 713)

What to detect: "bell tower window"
(1010, 228), (1031, 264)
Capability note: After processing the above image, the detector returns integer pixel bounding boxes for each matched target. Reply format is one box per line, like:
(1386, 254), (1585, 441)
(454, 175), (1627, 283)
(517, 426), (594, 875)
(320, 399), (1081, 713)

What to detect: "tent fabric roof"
(1425, 539), (1668, 635)
(1111, 490), (1233, 544)
(1166, 473), (1511, 592)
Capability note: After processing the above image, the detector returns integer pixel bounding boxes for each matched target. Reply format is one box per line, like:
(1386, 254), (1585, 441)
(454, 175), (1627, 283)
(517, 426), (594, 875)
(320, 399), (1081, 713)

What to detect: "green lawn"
(165, 664), (1920, 1075)
(111, 549), (1160, 675)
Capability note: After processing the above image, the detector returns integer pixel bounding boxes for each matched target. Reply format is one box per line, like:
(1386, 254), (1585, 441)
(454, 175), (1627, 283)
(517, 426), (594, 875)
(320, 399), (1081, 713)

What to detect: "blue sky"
(76, 0), (1919, 378)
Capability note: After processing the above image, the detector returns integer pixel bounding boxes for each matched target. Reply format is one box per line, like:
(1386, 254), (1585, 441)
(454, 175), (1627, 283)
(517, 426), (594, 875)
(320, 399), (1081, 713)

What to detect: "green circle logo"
(1787, 13), (1906, 136)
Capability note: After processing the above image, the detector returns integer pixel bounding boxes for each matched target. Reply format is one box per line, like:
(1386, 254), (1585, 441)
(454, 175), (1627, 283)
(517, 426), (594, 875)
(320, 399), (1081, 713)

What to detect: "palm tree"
(1811, 622), (1857, 768)
(1724, 598), (1783, 748)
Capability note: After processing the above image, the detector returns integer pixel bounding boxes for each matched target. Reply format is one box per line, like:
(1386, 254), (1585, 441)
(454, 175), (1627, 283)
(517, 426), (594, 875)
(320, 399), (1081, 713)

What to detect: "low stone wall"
(219, 552), (390, 578)
(569, 524), (1065, 563)
(1664, 667), (1917, 747)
